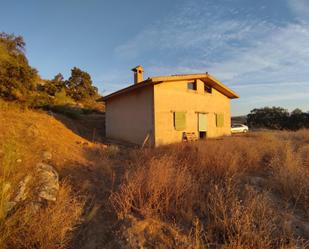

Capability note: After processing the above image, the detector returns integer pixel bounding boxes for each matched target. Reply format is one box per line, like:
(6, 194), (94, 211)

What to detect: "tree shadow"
(59, 144), (131, 248)
(44, 105), (106, 143)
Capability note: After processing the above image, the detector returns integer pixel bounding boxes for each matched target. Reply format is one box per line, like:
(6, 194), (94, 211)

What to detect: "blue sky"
(1, 0), (309, 115)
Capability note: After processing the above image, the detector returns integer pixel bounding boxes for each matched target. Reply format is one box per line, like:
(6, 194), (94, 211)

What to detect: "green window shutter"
(174, 112), (186, 131)
(216, 113), (224, 127)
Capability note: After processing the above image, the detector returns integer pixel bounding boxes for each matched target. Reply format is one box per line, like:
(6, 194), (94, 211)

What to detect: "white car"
(231, 124), (249, 133)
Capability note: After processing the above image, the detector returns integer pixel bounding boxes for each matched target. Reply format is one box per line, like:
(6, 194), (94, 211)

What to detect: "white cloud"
(209, 23), (309, 84)
(115, 3), (275, 61)
(113, 0), (309, 114)
(288, 0), (309, 22)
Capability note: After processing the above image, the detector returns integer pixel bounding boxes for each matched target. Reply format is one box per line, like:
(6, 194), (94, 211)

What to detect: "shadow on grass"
(43, 105), (106, 143)
(60, 145), (128, 249)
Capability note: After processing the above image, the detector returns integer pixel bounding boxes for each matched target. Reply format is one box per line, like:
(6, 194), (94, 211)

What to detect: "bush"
(47, 105), (83, 119)
(53, 88), (75, 105)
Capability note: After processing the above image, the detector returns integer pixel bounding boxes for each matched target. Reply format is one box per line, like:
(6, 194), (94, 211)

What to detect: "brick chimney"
(131, 65), (144, 84)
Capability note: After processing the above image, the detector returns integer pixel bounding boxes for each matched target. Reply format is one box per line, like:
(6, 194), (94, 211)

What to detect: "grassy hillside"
(1, 102), (309, 248)
(0, 102), (110, 248)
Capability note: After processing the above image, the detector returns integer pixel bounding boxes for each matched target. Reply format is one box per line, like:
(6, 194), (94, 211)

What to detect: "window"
(216, 113), (224, 127)
(204, 83), (212, 93)
(232, 124), (242, 128)
(187, 81), (197, 90)
(174, 112), (186, 131)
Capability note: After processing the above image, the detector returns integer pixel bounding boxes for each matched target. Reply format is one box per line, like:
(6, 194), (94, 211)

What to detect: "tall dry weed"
(111, 130), (309, 248)
(269, 138), (309, 216)
(0, 137), (84, 249)
(4, 183), (83, 249)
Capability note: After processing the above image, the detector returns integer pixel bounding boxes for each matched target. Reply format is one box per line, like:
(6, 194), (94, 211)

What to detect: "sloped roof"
(102, 73), (239, 101)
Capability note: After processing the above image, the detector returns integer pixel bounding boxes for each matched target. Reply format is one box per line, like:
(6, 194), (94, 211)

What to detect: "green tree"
(0, 32), (38, 100)
(247, 107), (289, 129)
(288, 108), (309, 130)
(291, 108), (302, 116)
(65, 67), (98, 101)
(44, 73), (65, 96)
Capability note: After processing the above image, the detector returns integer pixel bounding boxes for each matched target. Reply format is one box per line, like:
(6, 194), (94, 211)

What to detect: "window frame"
(204, 83), (212, 93)
(187, 81), (197, 91)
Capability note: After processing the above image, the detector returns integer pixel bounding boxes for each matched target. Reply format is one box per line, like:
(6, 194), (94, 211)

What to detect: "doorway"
(198, 113), (207, 139)
(199, 131), (207, 139)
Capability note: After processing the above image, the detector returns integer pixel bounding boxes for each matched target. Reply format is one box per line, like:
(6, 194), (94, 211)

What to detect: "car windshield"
(232, 124), (242, 128)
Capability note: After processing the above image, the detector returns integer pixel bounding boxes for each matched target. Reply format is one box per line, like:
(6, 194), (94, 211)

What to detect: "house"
(103, 65), (239, 146)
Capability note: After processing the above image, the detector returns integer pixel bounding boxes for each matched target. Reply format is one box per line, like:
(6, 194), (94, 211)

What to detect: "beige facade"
(105, 85), (154, 145)
(153, 79), (231, 145)
(103, 67), (238, 146)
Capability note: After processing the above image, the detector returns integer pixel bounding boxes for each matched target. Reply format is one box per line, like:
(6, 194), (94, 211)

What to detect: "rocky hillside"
(0, 103), (114, 248)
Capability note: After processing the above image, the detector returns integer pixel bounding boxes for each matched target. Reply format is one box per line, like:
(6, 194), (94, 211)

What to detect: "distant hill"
(232, 115), (247, 124)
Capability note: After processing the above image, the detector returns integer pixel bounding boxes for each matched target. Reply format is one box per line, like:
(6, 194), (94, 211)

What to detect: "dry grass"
(2, 183), (83, 249)
(0, 101), (94, 171)
(2, 101), (309, 249)
(0, 104), (94, 249)
(111, 130), (309, 248)
(0, 134), (84, 249)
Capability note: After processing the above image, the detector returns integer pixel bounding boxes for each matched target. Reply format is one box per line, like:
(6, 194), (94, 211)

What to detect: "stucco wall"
(153, 79), (231, 146)
(105, 85), (154, 145)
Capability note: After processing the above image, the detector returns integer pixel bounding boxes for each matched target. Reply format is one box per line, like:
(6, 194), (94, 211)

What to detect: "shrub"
(269, 141), (309, 216)
(105, 145), (120, 159)
(47, 105), (83, 119)
(110, 131), (309, 248)
(54, 89), (75, 105)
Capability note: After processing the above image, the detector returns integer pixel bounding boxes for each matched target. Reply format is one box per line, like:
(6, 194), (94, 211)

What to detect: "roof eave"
(151, 74), (239, 99)
(102, 73), (239, 101)
(102, 79), (153, 101)
(205, 75), (239, 99)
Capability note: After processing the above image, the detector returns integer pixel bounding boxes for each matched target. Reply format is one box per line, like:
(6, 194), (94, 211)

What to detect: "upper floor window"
(187, 81), (197, 91)
(204, 83), (212, 93)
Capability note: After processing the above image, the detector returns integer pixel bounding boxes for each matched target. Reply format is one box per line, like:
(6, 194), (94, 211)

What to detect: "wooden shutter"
(174, 112), (186, 131)
(216, 113), (224, 127)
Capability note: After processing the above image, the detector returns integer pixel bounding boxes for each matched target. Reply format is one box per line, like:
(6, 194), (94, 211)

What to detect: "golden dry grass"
(111, 130), (309, 248)
(1, 101), (309, 249)
(0, 102), (100, 249)
(2, 183), (83, 249)
(0, 102), (93, 169)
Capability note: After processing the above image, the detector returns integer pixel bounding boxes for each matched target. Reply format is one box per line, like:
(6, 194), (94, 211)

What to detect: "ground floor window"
(174, 112), (186, 131)
(216, 113), (224, 127)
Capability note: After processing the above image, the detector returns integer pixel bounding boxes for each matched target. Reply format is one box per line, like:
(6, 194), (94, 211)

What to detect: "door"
(198, 113), (207, 131)
(198, 113), (207, 139)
